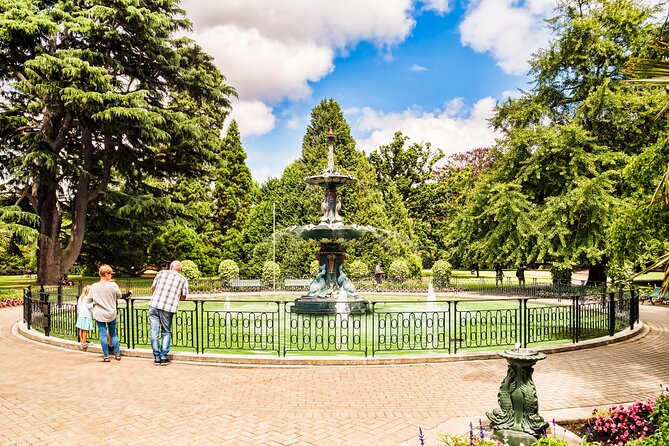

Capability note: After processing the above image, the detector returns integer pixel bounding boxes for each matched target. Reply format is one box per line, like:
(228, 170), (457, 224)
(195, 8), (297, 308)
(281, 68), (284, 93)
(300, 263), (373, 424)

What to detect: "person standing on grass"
(90, 264), (124, 362)
(495, 264), (504, 287)
(516, 265), (526, 288)
(375, 260), (383, 292)
(149, 260), (189, 366)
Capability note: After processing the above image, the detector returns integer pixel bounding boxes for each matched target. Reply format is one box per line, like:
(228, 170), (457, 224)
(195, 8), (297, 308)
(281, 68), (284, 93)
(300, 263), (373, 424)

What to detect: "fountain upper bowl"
(286, 223), (376, 242)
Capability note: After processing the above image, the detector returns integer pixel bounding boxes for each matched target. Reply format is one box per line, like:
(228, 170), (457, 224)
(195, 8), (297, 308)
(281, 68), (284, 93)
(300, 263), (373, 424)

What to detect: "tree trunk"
(36, 184), (64, 284)
(586, 260), (607, 286)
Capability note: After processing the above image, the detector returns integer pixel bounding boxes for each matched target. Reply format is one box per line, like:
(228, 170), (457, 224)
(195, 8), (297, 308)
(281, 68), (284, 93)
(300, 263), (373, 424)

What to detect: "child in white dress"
(76, 285), (93, 350)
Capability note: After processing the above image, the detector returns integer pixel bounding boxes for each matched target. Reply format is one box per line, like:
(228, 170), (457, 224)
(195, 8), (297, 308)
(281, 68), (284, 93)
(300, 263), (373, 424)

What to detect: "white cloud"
(410, 63), (428, 72)
(228, 100), (276, 137)
(420, 0), (454, 14)
(459, 0), (556, 75)
(352, 97), (500, 156)
(180, 0), (423, 141)
(181, 1), (415, 48)
(181, 1), (417, 103)
(193, 25), (334, 102)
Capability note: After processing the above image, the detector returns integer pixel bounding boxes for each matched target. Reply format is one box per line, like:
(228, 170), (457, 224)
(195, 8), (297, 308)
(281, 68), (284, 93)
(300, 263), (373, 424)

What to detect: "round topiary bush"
(388, 259), (410, 282)
(218, 259), (239, 283)
(347, 260), (369, 279)
(432, 259), (452, 287)
(181, 260), (201, 282)
(262, 261), (281, 286)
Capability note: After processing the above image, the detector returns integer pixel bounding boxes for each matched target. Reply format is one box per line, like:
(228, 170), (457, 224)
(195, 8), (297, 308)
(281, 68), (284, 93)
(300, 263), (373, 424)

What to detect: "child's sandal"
(114, 355), (121, 361)
(101, 357), (110, 362)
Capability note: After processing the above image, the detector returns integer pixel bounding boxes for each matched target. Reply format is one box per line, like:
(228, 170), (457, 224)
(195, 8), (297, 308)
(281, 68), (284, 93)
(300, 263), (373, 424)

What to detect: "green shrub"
(218, 259), (239, 283)
(432, 260), (452, 287)
(347, 260), (369, 278)
(262, 261), (281, 285)
(388, 259), (410, 281)
(406, 253), (422, 278)
(181, 260), (201, 282)
(534, 438), (568, 445)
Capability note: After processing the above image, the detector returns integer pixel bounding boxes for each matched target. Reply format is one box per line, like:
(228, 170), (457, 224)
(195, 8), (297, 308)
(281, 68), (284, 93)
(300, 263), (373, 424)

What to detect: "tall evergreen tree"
(214, 120), (257, 236)
(0, 0), (235, 283)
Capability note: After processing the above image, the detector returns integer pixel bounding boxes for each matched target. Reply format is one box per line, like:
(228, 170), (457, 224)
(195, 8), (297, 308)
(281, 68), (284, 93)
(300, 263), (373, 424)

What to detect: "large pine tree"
(0, 0), (235, 283)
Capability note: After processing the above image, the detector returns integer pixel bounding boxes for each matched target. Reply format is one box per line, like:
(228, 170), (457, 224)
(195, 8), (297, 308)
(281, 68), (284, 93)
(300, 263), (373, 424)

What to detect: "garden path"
(0, 304), (668, 445)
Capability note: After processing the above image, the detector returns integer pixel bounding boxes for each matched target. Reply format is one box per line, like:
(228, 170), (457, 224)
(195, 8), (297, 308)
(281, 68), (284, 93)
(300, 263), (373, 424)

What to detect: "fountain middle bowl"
(287, 223), (376, 242)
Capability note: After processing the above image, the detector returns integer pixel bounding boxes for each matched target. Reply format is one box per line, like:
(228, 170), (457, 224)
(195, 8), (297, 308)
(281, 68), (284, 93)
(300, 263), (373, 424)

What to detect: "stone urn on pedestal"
(486, 345), (549, 446)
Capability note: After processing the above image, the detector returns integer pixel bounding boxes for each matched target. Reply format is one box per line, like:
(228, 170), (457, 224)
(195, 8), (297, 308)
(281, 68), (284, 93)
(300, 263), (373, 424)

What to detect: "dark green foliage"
(147, 225), (212, 274)
(0, 0), (235, 282)
(448, 0), (669, 280)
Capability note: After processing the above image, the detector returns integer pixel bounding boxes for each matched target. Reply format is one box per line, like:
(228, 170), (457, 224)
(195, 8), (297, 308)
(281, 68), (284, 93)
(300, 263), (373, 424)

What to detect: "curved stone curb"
(15, 319), (647, 367)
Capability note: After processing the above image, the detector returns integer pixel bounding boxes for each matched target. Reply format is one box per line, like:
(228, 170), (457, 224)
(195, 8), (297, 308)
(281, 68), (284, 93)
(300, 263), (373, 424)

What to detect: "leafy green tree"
(147, 225), (211, 274)
(369, 132), (443, 267)
(0, 0), (235, 283)
(369, 131), (443, 214)
(452, 0), (668, 282)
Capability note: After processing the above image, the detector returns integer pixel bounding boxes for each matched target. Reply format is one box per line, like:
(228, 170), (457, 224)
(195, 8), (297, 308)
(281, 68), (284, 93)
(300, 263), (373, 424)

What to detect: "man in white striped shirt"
(149, 260), (189, 366)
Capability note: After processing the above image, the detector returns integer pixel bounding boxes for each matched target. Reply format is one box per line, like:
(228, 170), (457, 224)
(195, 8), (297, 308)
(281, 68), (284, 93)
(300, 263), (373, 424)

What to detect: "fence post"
(57, 284), (62, 306)
(573, 296), (580, 343)
(453, 301), (459, 354)
(630, 286), (638, 330)
(195, 300), (201, 354)
(129, 298), (135, 349)
(608, 292), (615, 337)
(23, 289), (31, 328)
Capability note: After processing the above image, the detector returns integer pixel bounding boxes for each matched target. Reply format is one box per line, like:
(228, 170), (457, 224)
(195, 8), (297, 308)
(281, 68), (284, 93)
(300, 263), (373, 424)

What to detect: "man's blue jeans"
(96, 319), (119, 358)
(149, 306), (174, 360)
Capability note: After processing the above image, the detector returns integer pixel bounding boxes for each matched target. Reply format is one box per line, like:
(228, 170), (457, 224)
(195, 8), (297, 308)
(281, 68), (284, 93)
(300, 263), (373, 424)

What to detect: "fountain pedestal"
(486, 348), (549, 446)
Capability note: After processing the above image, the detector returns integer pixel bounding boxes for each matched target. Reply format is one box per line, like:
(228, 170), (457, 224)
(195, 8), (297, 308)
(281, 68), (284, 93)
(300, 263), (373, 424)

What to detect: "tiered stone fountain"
(287, 130), (373, 314)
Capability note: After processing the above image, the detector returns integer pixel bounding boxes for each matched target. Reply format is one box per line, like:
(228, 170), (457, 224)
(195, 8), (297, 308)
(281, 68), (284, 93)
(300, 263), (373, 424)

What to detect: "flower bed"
(0, 298), (24, 307)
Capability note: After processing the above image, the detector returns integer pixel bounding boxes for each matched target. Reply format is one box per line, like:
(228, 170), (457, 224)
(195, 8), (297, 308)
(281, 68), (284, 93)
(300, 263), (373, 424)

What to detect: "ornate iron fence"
(23, 286), (638, 357)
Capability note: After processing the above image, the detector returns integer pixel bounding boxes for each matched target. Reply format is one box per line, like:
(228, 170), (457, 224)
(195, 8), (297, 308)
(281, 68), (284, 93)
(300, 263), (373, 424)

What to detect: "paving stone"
(1, 305), (668, 445)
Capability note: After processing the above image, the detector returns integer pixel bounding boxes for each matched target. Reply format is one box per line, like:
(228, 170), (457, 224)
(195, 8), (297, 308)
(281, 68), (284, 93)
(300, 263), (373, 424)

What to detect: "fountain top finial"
(327, 129), (335, 171)
(304, 128), (356, 186)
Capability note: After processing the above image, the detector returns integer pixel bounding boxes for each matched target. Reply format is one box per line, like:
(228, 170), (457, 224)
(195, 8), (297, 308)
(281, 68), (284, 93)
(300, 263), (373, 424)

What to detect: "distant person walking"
(76, 285), (93, 350)
(90, 265), (124, 362)
(375, 261), (383, 292)
(495, 265), (504, 287)
(149, 261), (189, 366)
(516, 265), (526, 288)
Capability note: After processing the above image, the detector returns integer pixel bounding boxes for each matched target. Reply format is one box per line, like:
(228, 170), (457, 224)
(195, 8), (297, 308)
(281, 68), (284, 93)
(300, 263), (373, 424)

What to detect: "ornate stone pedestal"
(486, 348), (549, 446)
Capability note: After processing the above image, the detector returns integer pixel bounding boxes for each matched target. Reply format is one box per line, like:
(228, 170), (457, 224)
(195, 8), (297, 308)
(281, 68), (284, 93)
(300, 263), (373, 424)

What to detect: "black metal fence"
(23, 286), (638, 357)
(48, 276), (611, 297)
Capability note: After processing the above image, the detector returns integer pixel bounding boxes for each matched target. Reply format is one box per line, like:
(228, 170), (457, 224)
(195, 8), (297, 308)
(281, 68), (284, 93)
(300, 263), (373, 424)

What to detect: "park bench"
(229, 279), (263, 291)
(284, 278), (312, 290)
(640, 286), (665, 304)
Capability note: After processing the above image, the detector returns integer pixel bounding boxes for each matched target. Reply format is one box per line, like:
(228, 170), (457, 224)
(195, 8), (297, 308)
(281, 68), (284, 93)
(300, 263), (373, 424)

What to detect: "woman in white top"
(89, 264), (122, 362)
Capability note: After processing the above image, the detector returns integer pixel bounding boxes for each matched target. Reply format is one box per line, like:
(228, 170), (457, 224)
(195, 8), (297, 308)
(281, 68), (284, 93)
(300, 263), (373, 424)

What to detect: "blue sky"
(181, 0), (559, 182)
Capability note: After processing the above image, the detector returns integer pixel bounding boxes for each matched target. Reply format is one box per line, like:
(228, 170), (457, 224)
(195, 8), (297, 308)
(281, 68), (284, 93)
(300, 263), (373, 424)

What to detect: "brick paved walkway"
(1, 305), (668, 445)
